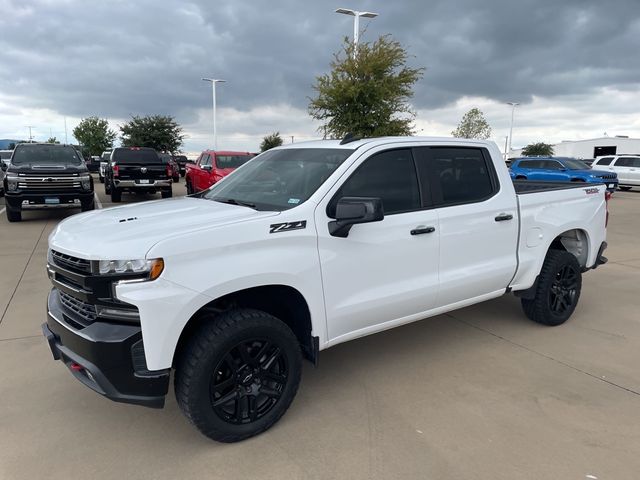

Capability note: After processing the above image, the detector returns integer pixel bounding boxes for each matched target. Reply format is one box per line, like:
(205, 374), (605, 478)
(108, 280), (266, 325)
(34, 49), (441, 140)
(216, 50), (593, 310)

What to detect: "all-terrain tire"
(521, 249), (582, 326)
(81, 201), (95, 212)
(161, 188), (172, 199)
(174, 308), (302, 443)
(6, 206), (21, 222)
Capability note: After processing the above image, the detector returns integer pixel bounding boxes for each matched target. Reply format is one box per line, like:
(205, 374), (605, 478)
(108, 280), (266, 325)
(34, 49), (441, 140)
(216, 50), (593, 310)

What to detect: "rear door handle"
(495, 213), (513, 222)
(411, 226), (436, 235)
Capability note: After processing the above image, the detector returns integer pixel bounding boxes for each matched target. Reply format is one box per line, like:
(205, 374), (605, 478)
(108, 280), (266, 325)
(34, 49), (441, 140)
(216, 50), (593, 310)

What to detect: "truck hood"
(49, 197), (279, 260)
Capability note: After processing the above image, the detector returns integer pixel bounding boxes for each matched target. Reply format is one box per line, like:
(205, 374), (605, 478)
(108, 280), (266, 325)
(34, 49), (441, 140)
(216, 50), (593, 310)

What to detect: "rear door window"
(614, 157), (640, 167)
(518, 160), (544, 169)
(414, 147), (497, 206)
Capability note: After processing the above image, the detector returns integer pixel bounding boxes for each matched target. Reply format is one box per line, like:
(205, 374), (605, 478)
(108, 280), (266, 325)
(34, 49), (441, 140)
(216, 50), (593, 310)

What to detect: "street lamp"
(335, 8), (378, 58)
(507, 102), (519, 159)
(202, 78), (226, 150)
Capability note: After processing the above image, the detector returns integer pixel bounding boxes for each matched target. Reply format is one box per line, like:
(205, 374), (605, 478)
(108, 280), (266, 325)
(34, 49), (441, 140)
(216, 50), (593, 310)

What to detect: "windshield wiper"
(213, 197), (258, 210)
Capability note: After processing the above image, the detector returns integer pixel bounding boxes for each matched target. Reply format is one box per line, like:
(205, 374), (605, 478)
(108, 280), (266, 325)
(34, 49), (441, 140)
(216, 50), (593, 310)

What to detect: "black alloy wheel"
(175, 309), (302, 442)
(521, 249), (582, 326)
(548, 263), (579, 316)
(210, 338), (288, 425)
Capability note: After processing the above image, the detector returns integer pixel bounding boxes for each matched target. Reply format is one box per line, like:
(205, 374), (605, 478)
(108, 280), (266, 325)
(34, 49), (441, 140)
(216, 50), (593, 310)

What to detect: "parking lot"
(1, 179), (639, 480)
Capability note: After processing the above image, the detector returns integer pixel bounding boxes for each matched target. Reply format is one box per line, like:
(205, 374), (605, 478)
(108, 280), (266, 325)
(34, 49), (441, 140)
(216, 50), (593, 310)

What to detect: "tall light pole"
(335, 8), (378, 58)
(507, 102), (519, 158)
(202, 78), (226, 150)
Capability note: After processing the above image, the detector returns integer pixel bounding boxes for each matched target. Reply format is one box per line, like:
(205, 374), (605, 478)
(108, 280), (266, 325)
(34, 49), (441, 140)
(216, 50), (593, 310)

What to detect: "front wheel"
(81, 201), (95, 212)
(99, 174), (104, 184)
(618, 186), (632, 191)
(161, 188), (172, 198)
(6, 206), (21, 222)
(521, 250), (582, 326)
(174, 309), (302, 443)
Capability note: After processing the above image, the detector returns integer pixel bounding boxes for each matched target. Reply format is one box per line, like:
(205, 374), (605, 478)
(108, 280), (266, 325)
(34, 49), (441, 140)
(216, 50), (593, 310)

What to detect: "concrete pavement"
(1, 180), (639, 479)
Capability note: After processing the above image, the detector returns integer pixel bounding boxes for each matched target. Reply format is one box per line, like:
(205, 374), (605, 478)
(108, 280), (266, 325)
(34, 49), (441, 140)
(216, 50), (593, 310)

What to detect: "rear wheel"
(521, 250), (582, 326)
(111, 187), (122, 203)
(618, 186), (632, 191)
(175, 309), (302, 443)
(99, 174), (104, 184)
(6, 206), (21, 222)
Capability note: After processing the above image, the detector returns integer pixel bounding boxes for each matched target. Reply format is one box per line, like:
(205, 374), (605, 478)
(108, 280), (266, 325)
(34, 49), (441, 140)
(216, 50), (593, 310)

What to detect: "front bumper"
(5, 190), (94, 209)
(114, 179), (172, 189)
(43, 288), (170, 408)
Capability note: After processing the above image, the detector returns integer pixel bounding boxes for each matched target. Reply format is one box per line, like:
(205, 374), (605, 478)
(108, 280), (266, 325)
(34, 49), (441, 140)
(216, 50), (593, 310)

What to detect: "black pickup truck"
(1, 143), (95, 222)
(104, 147), (173, 202)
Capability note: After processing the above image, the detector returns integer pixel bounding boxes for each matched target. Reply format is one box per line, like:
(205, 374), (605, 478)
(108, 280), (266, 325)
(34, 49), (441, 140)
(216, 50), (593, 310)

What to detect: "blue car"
(509, 157), (618, 192)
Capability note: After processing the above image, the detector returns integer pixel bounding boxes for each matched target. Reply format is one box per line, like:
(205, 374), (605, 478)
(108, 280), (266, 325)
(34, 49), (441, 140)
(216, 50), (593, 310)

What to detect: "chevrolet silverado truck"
(42, 137), (609, 442)
(104, 147), (172, 202)
(185, 150), (254, 194)
(2, 143), (94, 222)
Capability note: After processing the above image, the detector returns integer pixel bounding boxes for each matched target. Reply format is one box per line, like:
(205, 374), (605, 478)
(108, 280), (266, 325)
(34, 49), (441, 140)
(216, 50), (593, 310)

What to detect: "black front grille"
(52, 250), (92, 274)
(597, 174), (617, 180)
(59, 291), (97, 327)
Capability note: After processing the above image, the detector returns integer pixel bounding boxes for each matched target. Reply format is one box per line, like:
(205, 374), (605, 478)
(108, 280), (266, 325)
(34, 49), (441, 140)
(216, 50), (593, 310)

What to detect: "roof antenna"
(340, 133), (362, 145)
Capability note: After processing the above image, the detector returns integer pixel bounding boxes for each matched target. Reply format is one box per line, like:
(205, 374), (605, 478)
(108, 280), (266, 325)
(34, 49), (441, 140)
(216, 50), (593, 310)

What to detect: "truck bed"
(512, 180), (598, 194)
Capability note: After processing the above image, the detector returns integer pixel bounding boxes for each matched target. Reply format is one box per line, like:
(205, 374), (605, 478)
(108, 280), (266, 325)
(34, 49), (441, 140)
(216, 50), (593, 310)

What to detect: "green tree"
(309, 35), (424, 138)
(451, 108), (492, 139)
(46, 136), (60, 144)
(120, 115), (184, 152)
(72, 117), (117, 156)
(522, 142), (555, 156)
(260, 132), (284, 152)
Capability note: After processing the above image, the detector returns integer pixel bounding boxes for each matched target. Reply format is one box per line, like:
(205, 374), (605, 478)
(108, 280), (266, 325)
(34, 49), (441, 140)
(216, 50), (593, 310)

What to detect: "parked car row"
(509, 156), (619, 192)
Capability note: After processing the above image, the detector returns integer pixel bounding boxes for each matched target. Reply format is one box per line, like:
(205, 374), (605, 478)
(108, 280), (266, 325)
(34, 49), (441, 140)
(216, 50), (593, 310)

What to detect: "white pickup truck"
(42, 137), (609, 442)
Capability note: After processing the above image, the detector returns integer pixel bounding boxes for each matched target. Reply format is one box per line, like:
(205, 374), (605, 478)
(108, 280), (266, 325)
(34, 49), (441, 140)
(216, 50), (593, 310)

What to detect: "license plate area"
(45, 198), (60, 205)
(138, 179), (150, 184)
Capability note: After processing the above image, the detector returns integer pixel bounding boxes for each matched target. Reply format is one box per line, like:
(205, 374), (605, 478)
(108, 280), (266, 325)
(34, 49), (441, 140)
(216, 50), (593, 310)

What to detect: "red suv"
(185, 150), (254, 193)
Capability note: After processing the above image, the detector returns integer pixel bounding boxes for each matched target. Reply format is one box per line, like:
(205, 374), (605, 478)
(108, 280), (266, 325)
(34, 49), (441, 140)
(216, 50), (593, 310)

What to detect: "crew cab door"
(413, 146), (519, 306)
(612, 156), (640, 185)
(315, 147), (440, 343)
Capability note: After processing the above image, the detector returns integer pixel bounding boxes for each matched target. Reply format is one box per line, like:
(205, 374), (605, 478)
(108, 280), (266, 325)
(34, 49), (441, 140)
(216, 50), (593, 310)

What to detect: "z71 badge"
(584, 187), (599, 195)
(269, 221), (307, 234)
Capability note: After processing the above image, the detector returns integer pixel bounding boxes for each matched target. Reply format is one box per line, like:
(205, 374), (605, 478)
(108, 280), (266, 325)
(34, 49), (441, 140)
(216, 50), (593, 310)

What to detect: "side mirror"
(1, 162), (7, 172)
(202, 164), (212, 171)
(329, 197), (384, 238)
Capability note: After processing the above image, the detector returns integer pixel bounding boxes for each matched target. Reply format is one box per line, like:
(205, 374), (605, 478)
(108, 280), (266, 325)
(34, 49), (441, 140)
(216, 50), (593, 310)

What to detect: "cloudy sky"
(1, 0), (639, 154)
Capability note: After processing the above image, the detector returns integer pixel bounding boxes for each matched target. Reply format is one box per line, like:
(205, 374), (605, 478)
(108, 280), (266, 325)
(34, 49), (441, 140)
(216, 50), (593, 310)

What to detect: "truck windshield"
(203, 148), (354, 211)
(563, 158), (591, 170)
(11, 145), (82, 165)
(112, 148), (159, 164)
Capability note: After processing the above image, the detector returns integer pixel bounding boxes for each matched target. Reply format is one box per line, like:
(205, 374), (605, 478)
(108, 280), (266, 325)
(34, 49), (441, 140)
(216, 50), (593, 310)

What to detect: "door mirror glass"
(329, 196), (384, 238)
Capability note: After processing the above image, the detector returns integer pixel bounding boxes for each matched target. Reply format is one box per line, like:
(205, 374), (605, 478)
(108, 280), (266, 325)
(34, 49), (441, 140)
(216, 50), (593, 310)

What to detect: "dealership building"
(510, 136), (640, 159)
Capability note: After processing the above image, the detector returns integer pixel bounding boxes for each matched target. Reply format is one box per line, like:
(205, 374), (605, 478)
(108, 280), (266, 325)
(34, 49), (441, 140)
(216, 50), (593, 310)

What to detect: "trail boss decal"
(269, 221), (307, 234)
(584, 187), (600, 195)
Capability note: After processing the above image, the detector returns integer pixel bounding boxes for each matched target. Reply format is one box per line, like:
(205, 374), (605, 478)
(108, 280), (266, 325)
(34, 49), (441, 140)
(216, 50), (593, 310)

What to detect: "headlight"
(6, 175), (18, 191)
(98, 258), (164, 280)
(47, 248), (54, 265)
(80, 175), (91, 190)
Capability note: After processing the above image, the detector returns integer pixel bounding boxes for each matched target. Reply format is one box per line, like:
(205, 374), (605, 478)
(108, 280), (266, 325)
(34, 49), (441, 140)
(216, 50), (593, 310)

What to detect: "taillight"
(167, 165), (172, 177)
(605, 190), (611, 227)
(112, 164), (119, 177)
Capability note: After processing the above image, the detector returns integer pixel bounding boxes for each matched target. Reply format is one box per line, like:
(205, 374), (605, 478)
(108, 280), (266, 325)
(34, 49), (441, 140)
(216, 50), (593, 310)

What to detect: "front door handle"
(495, 213), (513, 222)
(411, 226), (436, 235)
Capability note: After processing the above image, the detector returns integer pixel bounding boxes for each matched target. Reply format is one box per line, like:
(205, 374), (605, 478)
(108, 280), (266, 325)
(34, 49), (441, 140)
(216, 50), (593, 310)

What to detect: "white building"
(510, 136), (640, 159)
